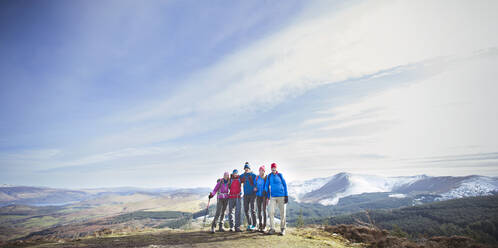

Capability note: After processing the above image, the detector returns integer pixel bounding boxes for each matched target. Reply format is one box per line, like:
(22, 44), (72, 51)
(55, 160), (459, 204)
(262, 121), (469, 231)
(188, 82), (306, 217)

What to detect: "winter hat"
(224, 172), (229, 177)
(271, 163), (277, 169)
(259, 166), (265, 172)
(233, 169), (239, 174)
(244, 162), (250, 169)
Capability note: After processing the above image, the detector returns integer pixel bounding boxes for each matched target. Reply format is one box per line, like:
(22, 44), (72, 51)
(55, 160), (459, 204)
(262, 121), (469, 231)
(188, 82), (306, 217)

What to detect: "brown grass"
(324, 224), (493, 248)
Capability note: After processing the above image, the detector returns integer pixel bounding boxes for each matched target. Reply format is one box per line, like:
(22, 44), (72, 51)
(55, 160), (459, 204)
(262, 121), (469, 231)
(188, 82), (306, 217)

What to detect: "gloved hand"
(209, 193), (214, 199)
(284, 196), (288, 204)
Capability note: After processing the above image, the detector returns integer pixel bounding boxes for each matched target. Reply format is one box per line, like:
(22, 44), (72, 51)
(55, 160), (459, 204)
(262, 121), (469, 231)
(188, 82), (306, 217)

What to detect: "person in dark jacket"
(254, 165), (268, 232)
(241, 162), (257, 231)
(209, 172), (230, 233)
(264, 163), (288, 236)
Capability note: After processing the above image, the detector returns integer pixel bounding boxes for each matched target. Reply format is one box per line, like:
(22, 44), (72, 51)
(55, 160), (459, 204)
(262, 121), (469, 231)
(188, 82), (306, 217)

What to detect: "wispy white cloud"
(2, 0), (498, 187)
(100, 0), (498, 148)
(287, 51), (498, 177)
(0, 149), (60, 162)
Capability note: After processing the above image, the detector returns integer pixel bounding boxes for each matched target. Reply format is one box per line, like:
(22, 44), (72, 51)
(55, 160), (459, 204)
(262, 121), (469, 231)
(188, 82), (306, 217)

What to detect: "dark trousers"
(256, 195), (267, 228)
(243, 194), (257, 226)
(212, 198), (228, 228)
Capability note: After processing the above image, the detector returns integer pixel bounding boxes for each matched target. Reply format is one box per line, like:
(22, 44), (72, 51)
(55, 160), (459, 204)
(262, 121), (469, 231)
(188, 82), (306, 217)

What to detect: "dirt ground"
(16, 228), (362, 248)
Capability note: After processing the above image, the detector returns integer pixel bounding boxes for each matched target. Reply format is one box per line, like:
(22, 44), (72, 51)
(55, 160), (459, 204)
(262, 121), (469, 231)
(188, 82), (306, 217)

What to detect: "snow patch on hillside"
(288, 176), (332, 201)
(436, 176), (498, 201)
(386, 175), (428, 190)
(389, 193), (406, 198)
(317, 174), (390, 205)
(0, 184), (16, 188)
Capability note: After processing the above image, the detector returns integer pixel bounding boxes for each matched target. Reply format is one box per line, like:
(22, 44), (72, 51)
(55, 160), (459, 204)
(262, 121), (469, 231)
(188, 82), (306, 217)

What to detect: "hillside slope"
(325, 195), (498, 245)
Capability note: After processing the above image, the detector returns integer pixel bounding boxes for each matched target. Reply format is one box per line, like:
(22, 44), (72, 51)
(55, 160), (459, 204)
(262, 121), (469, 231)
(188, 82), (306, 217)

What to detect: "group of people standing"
(208, 162), (288, 236)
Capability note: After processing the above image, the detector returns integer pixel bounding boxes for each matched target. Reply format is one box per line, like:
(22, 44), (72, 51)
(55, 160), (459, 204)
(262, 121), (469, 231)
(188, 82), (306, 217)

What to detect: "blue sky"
(1, 0), (497, 188)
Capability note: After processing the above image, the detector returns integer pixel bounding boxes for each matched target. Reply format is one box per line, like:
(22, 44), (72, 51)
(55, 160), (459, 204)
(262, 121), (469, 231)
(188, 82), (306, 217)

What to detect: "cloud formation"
(1, 0), (497, 188)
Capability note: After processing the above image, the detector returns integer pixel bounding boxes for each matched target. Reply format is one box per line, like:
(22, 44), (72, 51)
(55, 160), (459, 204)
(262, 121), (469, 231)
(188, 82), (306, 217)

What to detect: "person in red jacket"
(227, 169), (243, 232)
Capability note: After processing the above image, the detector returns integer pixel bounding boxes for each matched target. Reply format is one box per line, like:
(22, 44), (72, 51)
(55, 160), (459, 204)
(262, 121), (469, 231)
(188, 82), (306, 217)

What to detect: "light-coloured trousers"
(269, 196), (286, 230)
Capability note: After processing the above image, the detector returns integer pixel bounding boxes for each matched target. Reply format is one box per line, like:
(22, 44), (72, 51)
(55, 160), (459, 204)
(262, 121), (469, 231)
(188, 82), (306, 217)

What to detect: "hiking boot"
(280, 228), (286, 236)
(229, 228), (234, 232)
(235, 228), (243, 232)
(267, 229), (276, 235)
(210, 226), (215, 234)
(246, 226), (252, 231)
(218, 227), (225, 232)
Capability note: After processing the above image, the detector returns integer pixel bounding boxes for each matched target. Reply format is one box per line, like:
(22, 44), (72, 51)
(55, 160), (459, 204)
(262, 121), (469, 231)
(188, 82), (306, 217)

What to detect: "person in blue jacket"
(241, 162), (257, 231)
(254, 165), (268, 232)
(264, 162), (288, 236)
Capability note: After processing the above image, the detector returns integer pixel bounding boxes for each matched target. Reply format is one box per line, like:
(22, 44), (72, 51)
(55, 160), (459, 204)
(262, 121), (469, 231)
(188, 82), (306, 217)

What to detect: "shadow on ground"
(42, 230), (267, 248)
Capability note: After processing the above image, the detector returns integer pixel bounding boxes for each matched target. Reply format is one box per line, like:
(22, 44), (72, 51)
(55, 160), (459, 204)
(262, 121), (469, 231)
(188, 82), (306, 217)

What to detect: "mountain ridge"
(3, 172), (497, 207)
(289, 172), (498, 205)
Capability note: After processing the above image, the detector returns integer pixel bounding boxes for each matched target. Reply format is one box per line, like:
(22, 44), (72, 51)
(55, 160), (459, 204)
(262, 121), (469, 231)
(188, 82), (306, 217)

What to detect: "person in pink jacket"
(208, 172), (230, 233)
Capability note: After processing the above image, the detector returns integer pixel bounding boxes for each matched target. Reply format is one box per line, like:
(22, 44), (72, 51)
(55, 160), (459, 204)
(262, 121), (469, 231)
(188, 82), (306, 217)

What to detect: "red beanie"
(271, 163), (277, 169)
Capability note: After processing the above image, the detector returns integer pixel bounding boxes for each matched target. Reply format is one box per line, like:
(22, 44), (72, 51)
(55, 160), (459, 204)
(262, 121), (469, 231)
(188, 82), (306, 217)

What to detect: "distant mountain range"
(2, 172), (497, 207)
(0, 186), (209, 207)
(289, 172), (498, 205)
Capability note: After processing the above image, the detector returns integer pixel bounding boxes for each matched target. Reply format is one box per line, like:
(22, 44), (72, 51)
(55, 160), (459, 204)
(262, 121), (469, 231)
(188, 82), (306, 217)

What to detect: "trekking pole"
(201, 197), (211, 230)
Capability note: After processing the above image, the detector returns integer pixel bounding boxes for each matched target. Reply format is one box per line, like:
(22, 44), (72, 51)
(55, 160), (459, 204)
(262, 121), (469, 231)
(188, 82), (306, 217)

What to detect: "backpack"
(216, 178), (229, 193)
(242, 173), (255, 186)
(255, 175), (267, 185)
(229, 175), (241, 188)
(268, 172), (283, 181)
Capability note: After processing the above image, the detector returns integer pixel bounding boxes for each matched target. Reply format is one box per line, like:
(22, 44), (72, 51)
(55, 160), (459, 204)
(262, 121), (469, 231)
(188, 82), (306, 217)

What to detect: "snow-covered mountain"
(289, 172), (498, 205)
(288, 176), (333, 201)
